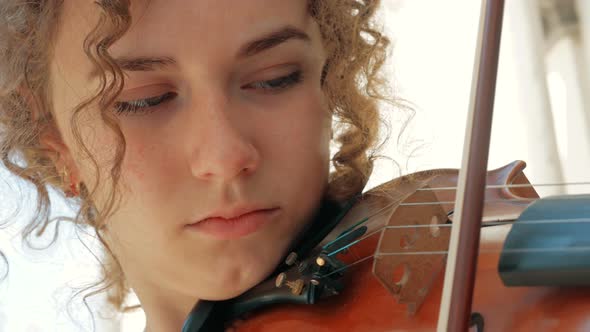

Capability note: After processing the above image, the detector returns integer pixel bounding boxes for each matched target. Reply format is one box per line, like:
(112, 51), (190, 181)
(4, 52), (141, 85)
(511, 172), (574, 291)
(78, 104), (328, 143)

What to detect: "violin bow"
(436, 0), (505, 331)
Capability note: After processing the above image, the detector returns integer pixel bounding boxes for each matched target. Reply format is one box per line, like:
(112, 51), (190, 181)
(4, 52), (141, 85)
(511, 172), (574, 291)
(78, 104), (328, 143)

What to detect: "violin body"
(232, 239), (590, 332)
(229, 161), (590, 332)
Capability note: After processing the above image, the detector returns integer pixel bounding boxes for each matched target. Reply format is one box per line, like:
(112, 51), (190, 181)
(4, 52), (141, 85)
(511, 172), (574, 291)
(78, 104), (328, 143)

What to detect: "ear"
(41, 129), (81, 192)
(19, 83), (82, 185)
(39, 124), (82, 188)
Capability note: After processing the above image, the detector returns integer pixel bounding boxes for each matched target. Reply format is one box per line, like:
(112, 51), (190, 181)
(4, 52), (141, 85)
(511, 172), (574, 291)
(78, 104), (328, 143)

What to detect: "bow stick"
(436, 0), (505, 331)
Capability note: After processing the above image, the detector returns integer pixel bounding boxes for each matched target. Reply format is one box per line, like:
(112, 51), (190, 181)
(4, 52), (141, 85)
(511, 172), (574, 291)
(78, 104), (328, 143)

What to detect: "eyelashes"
(242, 70), (302, 91)
(113, 70), (304, 116)
(114, 92), (177, 116)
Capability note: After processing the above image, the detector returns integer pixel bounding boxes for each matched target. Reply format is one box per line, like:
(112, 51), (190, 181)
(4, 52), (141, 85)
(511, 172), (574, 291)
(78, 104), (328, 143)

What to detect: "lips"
(185, 207), (282, 239)
(192, 205), (277, 224)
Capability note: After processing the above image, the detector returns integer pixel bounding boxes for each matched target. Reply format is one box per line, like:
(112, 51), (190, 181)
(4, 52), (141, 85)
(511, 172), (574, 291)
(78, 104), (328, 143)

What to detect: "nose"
(188, 91), (260, 182)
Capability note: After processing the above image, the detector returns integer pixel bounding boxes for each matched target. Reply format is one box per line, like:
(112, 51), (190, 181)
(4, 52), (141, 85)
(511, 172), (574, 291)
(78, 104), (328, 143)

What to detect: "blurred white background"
(1, 0), (589, 331)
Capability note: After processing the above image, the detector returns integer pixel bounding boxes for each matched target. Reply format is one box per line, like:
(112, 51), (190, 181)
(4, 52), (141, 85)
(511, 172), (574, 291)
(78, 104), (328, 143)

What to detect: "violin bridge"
(373, 184), (451, 315)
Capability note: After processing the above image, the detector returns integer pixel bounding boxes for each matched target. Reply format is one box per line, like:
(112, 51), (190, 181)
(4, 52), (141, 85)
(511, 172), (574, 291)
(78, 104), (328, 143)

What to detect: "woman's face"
(48, 0), (331, 305)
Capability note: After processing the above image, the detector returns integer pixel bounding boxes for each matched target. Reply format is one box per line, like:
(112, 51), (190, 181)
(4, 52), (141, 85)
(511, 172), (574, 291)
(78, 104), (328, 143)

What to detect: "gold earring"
(62, 165), (80, 197)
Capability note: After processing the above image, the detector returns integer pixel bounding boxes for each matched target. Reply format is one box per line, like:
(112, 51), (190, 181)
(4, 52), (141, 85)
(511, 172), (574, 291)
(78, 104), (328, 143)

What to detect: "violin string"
(379, 246), (590, 256)
(318, 245), (590, 279)
(323, 196), (536, 252)
(376, 181), (590, 209)
(312, 183), (590, 307)
(322, 217), (590, 262)
(325, 226), (384, 257)
(380, 217), (590, 228)
(416, 180), (590, 191)
(321, 197), (401, 250)
(402, 180), (590, 206)
(318, 255), (375, 278)
(399, 197), (537, 207)
(321, 180), (589, 264)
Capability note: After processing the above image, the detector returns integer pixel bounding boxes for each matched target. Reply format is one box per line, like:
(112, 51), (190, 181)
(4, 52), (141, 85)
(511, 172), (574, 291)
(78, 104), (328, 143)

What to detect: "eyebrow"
(237, 25), (311, 58)
(87, 25), (311, 79)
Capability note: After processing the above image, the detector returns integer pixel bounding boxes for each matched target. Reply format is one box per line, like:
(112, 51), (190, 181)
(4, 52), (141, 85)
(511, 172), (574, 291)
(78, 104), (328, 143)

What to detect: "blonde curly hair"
(0, 0), (393, 319)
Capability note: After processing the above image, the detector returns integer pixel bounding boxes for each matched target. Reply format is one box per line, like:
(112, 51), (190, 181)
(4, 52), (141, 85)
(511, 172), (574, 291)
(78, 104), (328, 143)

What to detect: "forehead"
(112, 0), (311, 55)
(52, 0), (312, 83)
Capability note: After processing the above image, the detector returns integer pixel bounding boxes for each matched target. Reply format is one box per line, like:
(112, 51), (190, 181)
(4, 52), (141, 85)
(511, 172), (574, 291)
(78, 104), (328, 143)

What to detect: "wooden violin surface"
(225, 161), (590, 332)
(232, 227), (590, 332)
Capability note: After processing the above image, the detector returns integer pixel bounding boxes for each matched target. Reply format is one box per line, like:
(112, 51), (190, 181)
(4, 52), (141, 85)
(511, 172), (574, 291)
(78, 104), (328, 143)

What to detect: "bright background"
(1, 1), (589, 331)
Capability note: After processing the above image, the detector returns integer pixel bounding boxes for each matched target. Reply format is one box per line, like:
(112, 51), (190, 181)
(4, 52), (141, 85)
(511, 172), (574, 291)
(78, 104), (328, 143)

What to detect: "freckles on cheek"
(122, 142), (177, 196)
(124, 143), (148, 181)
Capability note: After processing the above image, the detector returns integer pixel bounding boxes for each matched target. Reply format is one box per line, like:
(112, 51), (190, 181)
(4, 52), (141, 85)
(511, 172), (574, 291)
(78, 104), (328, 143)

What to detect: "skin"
(41, 0), (331, 330)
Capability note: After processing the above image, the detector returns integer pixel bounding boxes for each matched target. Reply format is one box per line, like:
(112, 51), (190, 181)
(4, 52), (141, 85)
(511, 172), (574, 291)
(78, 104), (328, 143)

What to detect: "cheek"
(124, 143), (148, 181)
(121, 141), (173, 195)
(283, 90), (330, 156)
(261, 89), (331, 172)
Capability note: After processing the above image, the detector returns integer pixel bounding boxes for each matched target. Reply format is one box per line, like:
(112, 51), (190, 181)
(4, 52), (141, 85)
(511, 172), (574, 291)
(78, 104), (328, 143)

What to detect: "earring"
(62, 165), (80, 197)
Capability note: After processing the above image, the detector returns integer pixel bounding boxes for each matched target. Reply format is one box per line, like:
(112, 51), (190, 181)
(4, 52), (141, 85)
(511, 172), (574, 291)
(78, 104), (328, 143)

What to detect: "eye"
(112, 71), (302, 116)
(243, 70), (303, 93)
(113, 91), (177, 116)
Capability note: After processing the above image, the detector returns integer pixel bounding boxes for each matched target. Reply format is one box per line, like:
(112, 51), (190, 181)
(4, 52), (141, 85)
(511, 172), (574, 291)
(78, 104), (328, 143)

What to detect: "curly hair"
(0, 0), (393, 321)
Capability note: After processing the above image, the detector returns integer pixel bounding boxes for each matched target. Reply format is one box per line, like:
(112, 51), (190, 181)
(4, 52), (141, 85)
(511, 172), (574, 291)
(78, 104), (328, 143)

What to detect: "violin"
(181, 1), (590, 330)
(182, 161), (590, 331)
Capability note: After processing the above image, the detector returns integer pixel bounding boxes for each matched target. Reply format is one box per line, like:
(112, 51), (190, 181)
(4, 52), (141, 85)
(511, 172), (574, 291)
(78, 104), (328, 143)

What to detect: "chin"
(199, 281), (258, 301)
(198, 263), (273, 301)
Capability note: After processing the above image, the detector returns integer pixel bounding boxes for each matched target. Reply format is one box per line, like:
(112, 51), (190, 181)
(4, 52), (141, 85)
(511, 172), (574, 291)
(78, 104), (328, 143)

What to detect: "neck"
(143, 302), (194, 332)
(128, 272), (197, 332)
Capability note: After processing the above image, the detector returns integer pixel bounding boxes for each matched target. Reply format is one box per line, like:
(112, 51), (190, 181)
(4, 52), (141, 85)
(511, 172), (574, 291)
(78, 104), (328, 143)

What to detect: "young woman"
(0, 0), (392, 330)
